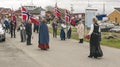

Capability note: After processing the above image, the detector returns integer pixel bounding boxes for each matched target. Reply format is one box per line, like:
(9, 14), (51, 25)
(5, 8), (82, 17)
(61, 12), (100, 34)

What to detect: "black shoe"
(94, 56), (98, 59)
(88, 55), (93, 58)
(41, 48), (48, 51)
(27, 43), (32, 45)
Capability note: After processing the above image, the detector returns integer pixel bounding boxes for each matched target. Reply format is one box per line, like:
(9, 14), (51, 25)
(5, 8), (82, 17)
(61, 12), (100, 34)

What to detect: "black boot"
(80, 39), (83, 43)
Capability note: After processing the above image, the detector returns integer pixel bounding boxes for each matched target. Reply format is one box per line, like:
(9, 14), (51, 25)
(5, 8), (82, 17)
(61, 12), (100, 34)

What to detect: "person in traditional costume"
(87, 17), (103, 58)
(77, 21), (84, 43)
(38, 18), (49, 50)
(67, 24), (72, 39)
(60, 23), (66, 40)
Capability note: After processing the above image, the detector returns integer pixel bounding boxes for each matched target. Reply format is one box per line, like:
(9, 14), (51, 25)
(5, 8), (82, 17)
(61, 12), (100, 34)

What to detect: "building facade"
(108, 8), (120, 24)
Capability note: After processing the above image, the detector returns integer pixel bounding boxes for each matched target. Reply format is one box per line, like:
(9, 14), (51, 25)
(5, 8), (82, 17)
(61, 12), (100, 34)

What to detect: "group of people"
(1, 18), (17, 38)
(17, 17), (50, 50)
(52, 18), (72, 40)
(1, 15), (103, 58)
(51, 17), (103, 59)
(0, 16), (50, 50)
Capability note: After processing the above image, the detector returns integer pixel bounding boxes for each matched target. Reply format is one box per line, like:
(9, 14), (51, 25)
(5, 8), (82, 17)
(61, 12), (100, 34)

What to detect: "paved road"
(0, 34), (41, 67)
(0, 31), (120, 67)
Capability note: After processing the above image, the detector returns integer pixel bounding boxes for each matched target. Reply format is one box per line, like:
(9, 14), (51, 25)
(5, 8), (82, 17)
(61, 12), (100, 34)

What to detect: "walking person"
(77, 21), (84, 43)
(38, 18), (49, 50)
(86, 17), (103, 58)
(52, 18), (58, 38)
(26, 19), (32, 45)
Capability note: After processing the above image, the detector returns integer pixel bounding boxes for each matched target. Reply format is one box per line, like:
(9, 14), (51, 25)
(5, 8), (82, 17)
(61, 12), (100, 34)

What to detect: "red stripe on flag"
(21, 6), (26, 12)
(30, 17), (39, 25)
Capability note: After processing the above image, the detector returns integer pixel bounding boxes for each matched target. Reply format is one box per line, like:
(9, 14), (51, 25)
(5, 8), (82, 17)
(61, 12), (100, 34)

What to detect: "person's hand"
(85, 35), (90, 39)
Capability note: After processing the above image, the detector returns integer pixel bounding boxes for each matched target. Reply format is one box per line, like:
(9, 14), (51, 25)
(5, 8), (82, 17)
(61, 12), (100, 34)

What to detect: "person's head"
(92, 17), (98, 23)
(79, 21), (83, 24)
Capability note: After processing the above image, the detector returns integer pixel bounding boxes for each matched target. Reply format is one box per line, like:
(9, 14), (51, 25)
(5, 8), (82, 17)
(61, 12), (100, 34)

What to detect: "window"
(115, 17), (117, 23)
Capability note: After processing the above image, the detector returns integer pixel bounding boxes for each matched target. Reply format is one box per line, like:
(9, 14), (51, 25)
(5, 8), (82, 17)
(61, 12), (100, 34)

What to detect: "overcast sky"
(0, 0), (120, 14)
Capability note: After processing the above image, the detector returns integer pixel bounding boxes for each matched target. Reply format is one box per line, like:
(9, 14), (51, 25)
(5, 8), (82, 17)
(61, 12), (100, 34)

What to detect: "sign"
(41, 11), (45, 17)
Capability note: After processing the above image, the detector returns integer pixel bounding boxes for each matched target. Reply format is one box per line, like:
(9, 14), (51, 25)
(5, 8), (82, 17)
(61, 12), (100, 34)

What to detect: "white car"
(0, 24), (5, 41)
(110, 26), (120, 33)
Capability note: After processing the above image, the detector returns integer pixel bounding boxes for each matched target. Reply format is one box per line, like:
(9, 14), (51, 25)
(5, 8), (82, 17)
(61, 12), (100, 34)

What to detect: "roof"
(31, 7), (46, 14)
(115, 8), (120, 12)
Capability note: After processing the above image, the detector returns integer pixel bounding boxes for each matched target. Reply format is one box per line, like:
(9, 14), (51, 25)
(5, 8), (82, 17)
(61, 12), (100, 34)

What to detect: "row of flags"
(54, 3), (76, 26)
(4, 3), (75, 26)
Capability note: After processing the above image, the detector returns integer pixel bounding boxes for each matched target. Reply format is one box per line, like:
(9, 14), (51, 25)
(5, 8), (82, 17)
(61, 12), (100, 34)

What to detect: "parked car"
(0, 24), (5, 41)
(110, 26), (120, 33)
(99, 22), (115, 32)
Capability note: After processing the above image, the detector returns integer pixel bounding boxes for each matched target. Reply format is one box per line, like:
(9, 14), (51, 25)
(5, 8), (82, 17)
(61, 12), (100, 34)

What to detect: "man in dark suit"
(25, 19), (32, 45)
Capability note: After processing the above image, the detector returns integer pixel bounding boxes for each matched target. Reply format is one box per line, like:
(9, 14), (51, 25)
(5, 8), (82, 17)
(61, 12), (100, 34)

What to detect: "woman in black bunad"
(86, 17), (103, 58)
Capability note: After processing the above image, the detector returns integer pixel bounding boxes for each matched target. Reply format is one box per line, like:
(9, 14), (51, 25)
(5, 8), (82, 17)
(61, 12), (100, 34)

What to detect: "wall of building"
(108, 10), (120, 24)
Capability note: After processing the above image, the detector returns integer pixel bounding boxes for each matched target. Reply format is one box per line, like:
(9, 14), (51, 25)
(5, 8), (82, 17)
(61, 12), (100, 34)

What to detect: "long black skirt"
(89, 33), (103, 57)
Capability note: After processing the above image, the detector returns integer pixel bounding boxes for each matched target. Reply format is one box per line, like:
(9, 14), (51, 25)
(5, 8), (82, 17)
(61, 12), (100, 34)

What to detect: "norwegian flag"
(21, 6), (39, 25)
(65, 10), (70, 23)
(21, 6), (29, 21)
(30, 17), (39, 25)
(54, 3), (61, 17)
(70, 17), (76, 26)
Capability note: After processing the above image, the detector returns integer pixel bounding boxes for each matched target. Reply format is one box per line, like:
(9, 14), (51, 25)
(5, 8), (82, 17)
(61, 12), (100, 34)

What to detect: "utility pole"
(88, 0), (90, 7)
(70, 4), (74, 14)
(103, 2), (105, 14)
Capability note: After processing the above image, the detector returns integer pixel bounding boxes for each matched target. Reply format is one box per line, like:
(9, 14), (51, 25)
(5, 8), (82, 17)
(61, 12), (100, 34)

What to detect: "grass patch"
(49, 27), (120, 49)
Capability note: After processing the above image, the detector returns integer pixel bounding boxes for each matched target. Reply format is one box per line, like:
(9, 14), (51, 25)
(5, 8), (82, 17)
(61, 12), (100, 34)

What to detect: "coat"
(77, 23), (84, 39)
(39, 22), (49, 44)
